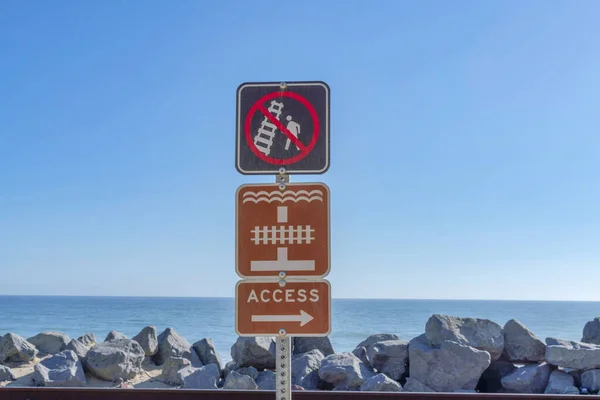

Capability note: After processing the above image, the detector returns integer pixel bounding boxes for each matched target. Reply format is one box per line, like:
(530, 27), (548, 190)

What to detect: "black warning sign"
(236, 81), (330, 175)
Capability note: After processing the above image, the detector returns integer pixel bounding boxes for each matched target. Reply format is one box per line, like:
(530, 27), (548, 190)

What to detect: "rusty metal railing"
(0, 388), (585, 400)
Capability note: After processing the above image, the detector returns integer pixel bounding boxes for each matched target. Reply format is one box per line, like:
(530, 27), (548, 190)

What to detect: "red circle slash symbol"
(244, 91), (320, 165)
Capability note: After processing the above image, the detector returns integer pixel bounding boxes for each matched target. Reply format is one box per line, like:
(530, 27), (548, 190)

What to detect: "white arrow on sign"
(251, 310), (314, 326)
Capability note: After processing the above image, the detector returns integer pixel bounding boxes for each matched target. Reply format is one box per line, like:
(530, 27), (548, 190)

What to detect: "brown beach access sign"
(235, 280), (331, 336)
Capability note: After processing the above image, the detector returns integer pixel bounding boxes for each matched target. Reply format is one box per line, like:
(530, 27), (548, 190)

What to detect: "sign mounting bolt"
(277, 168), (289, 185)
(279, 328), (287, 336)
(278, 279), (286, 287)
(279, 82), (287, 90)
(278, 271), (287, 280)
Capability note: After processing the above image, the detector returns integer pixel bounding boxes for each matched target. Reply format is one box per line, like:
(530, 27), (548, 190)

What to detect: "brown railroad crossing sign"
(235, 280), (331, 336)
(235, 182), (330, 279)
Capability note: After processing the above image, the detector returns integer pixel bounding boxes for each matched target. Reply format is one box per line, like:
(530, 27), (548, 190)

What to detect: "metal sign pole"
(275, 334), (292, 400)
(275, 168), (292, 400)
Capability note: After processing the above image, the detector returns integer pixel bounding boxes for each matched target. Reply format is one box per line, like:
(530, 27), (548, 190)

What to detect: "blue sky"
(1, 0), (599, 300)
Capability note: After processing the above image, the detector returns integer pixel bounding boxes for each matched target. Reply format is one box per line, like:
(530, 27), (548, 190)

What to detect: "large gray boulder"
(546, 337), (600, 370)
(583, 318), (600, 345)
(161, 357), (195, 386)
(292, 349), (325, 390)
(425, 314), (504, 360)
(31, 350), (86, 387)
(153, 328), (201, 367)
(318, 352), (375, 390)
(360, 373), (403, 392)
(353, 334), (399, 364)
(356, 334), (399, 348)
(564, 367), (582, 387)
(352, 346), (369, 365)
(581, 369), (600, 392)
(366, 339), (408, 380)
(27, 332), (70, 355)
(223, 360), (238, 378)
(293, 337), (334, 356)
(104, 331), (128, 342)
(545, 370), (579, 394)
(231, 336), (276, 370)
(479, 360), (517, 393)
(256, 370), (276, 390)
(0, 365), (17, 381)
(236, 366), (259, 381)
(0, 333), (38, 363)
(193, 338), (223, 372)
(77, 333), (96, 346)
(183, 363), (221, 389)
(132, 326), (158, 357)
(64, 338), (92, 362)
(503, 319), (545, 362)
(409, 334), (491, 392)
(223, 370), (258, 389)
(501, 363), (552, 393)
(85, 339), (145, 382)
(403, 377), (435, 392)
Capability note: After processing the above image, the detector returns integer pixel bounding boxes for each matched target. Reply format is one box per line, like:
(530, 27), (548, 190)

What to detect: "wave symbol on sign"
(242, 190), (323, 204)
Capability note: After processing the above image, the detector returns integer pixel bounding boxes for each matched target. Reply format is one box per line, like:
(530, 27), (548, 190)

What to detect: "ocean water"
(1, 296), (598, 363)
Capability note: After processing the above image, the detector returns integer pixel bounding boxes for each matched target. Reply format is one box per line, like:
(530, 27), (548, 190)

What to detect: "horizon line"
(0, 294), (599, 302)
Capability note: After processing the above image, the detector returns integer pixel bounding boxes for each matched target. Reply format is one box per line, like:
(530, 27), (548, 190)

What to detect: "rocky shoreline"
(3, 314), (600, 393)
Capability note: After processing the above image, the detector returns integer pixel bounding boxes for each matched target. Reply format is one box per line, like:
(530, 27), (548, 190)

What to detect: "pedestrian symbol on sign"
(284, 115), (301, 152)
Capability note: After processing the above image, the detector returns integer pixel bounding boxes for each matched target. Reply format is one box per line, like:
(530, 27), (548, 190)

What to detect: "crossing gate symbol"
(251, 225), (315, 245)
(244, 91), (320, 166)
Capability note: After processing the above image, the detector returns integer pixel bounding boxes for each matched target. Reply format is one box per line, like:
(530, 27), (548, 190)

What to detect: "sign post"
(275, 335), (291, 400)
(235, 81), (331, 400)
